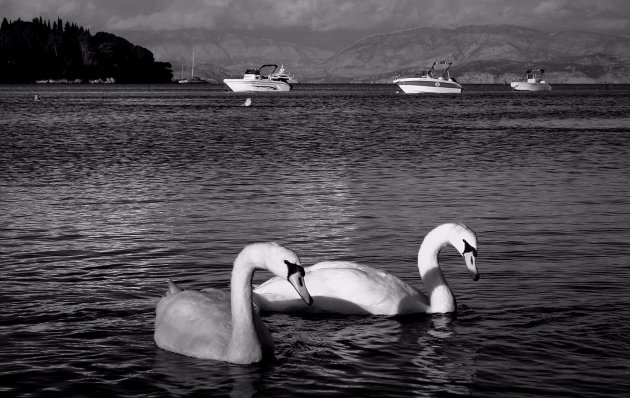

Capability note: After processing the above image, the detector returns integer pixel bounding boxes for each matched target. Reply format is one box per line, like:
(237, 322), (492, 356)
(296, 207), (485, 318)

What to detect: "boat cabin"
(524, 69), (546, 83)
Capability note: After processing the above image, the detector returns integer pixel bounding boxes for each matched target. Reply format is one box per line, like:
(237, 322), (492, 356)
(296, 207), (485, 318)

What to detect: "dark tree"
(0, 18), (173, 83)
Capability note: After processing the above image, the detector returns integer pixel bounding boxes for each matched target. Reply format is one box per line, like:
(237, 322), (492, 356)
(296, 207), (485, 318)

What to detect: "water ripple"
(1, 84), (629, 397)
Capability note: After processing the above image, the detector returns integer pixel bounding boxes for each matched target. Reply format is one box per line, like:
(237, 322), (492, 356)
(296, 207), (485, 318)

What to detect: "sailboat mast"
(191, 52), (195, 79)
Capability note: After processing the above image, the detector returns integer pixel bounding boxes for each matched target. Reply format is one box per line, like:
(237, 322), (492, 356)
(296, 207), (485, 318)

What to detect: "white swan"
(154, 242), (313, 364)
(253, 223), (479, 315)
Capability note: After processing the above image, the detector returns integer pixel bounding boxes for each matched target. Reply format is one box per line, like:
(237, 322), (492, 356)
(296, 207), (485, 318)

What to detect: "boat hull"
(223, 79), (291, 92)
(510, 82), (551, 91)
(394, 78), (462, 94)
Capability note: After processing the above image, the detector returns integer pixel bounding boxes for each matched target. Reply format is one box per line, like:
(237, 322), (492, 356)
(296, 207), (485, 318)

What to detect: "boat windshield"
(426, 60), (453, 79)
(524, 68), (545, 80)
(258, 64), (278, 77)
(245, 69), (260, 75)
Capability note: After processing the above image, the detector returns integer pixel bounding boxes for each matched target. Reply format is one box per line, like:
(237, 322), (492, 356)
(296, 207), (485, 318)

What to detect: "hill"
(317, 25), (630, 83)
(119, 29), (333, 82)
(0, 18), (173, 83)
(124, 24), (630, 83)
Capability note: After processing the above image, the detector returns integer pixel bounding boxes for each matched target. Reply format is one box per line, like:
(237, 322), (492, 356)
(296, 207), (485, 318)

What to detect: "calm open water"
(1, 84), (630, 397)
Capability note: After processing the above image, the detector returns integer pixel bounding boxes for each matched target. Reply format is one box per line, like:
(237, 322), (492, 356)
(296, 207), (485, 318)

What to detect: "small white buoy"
(34, 94), (40, 101)
(243, 98), (252, 107)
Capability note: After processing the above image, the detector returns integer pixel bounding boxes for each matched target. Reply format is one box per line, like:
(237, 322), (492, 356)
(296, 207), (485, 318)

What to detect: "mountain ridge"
(316, 25), (630, 82)
(123, 24), (630, 83)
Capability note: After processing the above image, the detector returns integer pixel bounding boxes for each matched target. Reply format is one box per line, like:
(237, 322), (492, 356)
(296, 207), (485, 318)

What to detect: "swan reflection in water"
(153, 312), (475, 396)
(153, 349), (262, 398)
(273, 313), (475, 395)
(411, 315), (475, 396)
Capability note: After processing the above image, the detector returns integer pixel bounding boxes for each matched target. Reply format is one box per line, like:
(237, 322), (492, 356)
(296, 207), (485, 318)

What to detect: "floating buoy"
(34, 94), (40, 101)
(243, 98), (252, 107)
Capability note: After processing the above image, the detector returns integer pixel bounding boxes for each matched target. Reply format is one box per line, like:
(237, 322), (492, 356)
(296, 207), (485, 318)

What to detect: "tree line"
(0, 17), (173, 83)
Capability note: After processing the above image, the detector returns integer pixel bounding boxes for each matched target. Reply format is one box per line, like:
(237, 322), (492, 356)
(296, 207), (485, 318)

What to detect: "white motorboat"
(269, 64), (298, 84)
(510, 69), (551, 91)
(223, 64), (291, 92)
(393, 60), (462, 94)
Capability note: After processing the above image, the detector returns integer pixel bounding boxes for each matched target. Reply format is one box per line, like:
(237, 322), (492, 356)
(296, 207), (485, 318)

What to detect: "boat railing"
(395, 60), (456, 81)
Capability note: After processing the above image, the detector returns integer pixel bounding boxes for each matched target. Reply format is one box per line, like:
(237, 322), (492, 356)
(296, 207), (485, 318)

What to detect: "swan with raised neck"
(253, 223), (479, 315)
(416, 223), (479, 313)
(154, 242), (312, 364)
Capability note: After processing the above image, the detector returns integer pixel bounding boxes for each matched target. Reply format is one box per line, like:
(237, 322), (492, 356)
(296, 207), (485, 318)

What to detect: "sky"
(1, 0), (629, 37)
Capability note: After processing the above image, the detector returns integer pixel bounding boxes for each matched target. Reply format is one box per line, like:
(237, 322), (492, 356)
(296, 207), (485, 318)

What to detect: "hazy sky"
(2, 0), (629, 37)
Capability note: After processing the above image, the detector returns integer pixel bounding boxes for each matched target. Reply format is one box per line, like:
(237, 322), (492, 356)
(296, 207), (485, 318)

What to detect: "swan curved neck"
(418, 227), (450, 278)
(226, 257), (261, 362)
(418, 226), (456, 313)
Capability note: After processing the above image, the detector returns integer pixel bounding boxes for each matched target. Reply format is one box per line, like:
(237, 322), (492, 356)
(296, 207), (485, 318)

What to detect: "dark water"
(1, 84), (630, 397)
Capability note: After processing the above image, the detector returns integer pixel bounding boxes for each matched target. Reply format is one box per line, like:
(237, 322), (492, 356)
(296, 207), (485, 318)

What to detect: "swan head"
(448, 224), (480, 281)
(285, 260), (313, 306)
(257, 243), (313, 306)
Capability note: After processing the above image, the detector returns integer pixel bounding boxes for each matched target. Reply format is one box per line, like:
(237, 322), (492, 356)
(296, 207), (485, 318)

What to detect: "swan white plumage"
(253, 223), (479, 315)
(154, 242), (313, 364)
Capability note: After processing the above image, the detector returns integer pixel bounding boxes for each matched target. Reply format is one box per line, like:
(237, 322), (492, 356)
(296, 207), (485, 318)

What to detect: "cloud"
(533, 0), (571, 16)
(105, 0), (410, 32)
(1, 0), (628, 36)
(106, 0), (229, 31)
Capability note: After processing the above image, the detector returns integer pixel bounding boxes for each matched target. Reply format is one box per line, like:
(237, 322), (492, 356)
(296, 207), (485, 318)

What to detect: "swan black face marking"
(284, 260), (305, 279)
(463, 239), (478, 257)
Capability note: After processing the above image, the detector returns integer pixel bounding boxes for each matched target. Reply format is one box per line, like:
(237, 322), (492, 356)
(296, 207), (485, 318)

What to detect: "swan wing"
(308, 264), (422, 314)
(308, 260), (368, 271)
(253, 275), (307, 312)
(155, 289), (233, 358)
(255, 261), (424, 315)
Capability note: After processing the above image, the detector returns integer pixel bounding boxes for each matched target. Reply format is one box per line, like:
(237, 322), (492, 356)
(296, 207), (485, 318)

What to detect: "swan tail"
(167, 280), (183, 295)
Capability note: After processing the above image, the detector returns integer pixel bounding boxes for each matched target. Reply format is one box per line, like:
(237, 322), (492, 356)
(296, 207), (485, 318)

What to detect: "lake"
(1, 83), (629, 397)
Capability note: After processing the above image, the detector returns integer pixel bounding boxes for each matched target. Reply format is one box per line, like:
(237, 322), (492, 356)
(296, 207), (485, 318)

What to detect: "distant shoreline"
(3, 82), (629, 85)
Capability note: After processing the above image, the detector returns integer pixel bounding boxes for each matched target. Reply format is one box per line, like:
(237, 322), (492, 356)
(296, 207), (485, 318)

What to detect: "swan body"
(253, 223), (479, 315)
(154, 242), (312, 364)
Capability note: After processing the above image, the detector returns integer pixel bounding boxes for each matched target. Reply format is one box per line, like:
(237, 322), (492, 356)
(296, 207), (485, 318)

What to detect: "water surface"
(1, 84), (630, 397)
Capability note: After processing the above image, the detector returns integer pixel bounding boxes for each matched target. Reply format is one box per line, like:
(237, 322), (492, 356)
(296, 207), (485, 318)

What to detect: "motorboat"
(269, 64), (298, 84)
(393, 60), (462, 94)
(223, 64), (292, 92)
(510, 69), (551, 91)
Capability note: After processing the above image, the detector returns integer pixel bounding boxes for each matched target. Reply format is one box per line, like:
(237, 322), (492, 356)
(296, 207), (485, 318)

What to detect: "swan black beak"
(288, 268), (313, 305)
(464, 252), (480, 281)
